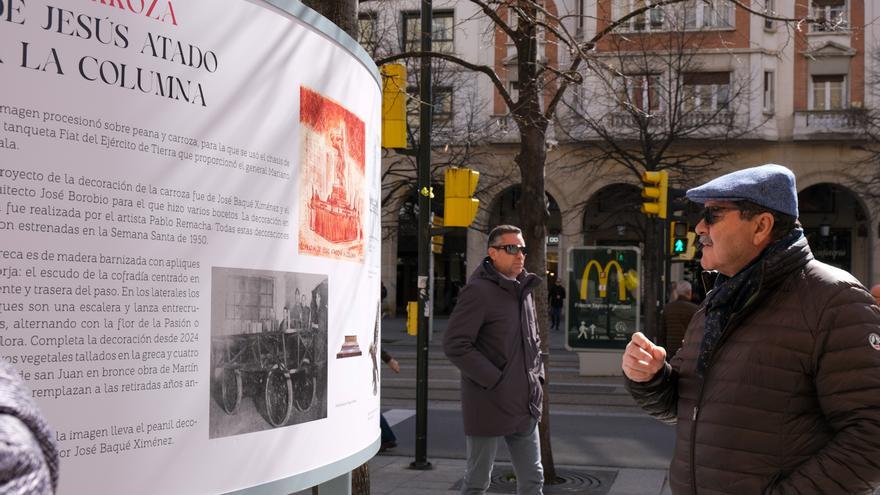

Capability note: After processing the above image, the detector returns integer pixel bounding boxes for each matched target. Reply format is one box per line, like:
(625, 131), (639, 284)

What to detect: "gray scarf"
(697, 229), (805, 377)
(0, 361), (59, 494)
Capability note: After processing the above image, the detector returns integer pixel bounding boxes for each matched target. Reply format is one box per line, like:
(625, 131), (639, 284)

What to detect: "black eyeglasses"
(491, 244), (528, 256)
(701, 206), (740, 225)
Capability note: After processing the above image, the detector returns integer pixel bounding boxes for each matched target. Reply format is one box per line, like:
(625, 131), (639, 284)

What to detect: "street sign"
(566, 246), (641, 350)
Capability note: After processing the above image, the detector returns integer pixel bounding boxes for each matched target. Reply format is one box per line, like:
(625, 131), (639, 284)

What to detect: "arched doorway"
(798, 183), (870, 282)
(581, 184), (644, 246)
(488, 186), (563, 281)
(581, 183), (705, 302)
(394, 186), (468, 316)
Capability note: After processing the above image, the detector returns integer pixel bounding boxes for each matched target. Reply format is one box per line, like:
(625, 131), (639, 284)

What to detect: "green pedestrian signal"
(673, 238), (686, 254)
(670, 221), (696, 260)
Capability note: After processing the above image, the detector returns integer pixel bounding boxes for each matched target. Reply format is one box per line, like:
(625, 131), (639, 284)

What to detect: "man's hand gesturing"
(622, 332), (667, 382)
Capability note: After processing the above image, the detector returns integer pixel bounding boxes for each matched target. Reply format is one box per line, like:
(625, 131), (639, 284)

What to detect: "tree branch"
(375, 51), (516, 117)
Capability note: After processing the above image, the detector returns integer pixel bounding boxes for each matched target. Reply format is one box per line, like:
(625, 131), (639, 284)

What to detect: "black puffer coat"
(444, 257), (544, 436)
(627, 237), (880, 494)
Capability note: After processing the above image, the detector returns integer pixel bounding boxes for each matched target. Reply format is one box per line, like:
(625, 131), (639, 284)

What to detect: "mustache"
(698, 235), (713, 247)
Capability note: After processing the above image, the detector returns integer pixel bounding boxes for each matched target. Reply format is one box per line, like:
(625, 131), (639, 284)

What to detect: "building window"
(358, 12), (378, 54)
(614, 0), (666, 32)
(617, 74), (662, 112)
(406, 86), (454, 130)
(811, 75), (846, 110)
(811, 0), (847, 32)
(402, 10), (454, 53)
(684, 0), (733, 29)
(763, 0), (775, 29)
(763, 71), (774, 113)
(683, 72), (730, 111)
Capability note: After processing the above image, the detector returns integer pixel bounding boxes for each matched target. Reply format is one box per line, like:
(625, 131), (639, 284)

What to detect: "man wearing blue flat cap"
(621, 164), (880, 494)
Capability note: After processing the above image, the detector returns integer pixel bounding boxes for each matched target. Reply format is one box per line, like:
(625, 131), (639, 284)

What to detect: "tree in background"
(320, 0), (814, 484)
(557, 1), (768, 337)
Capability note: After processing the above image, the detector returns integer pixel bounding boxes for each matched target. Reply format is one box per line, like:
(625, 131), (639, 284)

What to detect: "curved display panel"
(0, 0), (382, 493)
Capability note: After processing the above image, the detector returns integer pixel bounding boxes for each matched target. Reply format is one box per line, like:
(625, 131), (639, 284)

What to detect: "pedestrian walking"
(444, 225), (544, 495)
(378, 350), (400, 452)
(622, 164), (880, 493)
(548, 279), (565, 331)
(660, 281), (698, 357)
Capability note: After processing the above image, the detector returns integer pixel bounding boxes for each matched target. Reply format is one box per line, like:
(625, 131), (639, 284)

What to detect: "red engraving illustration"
(299, 87), (365, 262)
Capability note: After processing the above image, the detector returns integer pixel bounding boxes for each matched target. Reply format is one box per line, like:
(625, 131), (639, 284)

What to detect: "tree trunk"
(296, 6), (368, 493)
(301, 0), (358, 38)
(643, 218), (664, 341)
(515, 122), (557, 483)
(351, 464), (370, 494)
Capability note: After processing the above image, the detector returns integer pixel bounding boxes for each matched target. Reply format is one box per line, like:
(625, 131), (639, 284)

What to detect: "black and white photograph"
(209, 267), (329, 438)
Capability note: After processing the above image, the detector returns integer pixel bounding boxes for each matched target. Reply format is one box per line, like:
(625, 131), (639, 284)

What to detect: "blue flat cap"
(686, 164), (798, 218)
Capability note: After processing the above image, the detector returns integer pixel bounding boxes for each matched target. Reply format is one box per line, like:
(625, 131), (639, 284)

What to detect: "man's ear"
(752, 212), (775, 246)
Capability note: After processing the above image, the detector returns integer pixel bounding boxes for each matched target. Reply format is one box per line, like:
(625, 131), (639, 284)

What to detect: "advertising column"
(0, 0), (382, 493)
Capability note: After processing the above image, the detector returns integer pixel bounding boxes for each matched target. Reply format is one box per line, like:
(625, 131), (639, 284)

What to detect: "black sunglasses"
(491, 244), (528, 256)
(701, 206), (740, 225)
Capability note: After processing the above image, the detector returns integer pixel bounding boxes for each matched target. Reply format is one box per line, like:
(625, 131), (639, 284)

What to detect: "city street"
(366, 316), (676, 494)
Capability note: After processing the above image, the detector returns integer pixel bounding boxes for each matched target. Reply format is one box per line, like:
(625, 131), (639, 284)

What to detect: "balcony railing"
(793, 109), (865, 140)
(605, 111), (735, 131)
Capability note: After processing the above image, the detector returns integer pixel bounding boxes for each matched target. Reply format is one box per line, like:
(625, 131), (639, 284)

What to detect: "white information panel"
(0, 0), (382, 493)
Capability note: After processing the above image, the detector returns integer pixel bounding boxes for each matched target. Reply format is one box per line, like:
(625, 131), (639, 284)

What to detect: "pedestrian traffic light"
(444, 168), (480, 227)
(670, 221), (697, 261)
(380, 63), (407, 149)
(670, 222), (689, 255)
(640, 170), (668, 219)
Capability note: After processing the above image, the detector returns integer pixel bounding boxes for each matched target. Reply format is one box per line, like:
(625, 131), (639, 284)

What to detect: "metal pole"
(411, 0), (433, 471)
(661, 218), (670, 346)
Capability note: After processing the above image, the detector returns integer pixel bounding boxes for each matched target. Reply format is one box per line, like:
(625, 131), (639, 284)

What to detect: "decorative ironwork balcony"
(793, 109), (865, 140)
(605, 110), (734, 133)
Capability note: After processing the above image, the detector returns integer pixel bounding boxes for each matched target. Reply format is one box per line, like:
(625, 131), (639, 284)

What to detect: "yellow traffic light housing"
(444, 168), (480, 227)
(432, 215), (444, 254)
(380, 64), (407, 149)
(406, 301), (418, 335)
(640, 170), (668, 219)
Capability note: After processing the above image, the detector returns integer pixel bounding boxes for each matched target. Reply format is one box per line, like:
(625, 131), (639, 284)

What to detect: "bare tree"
(557, 1), (769, 336)
(846, 45), (880, 198)
(368, 0), (813, 482)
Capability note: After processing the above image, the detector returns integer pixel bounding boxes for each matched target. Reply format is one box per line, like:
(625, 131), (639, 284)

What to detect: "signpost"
(566, 247), (641, 351)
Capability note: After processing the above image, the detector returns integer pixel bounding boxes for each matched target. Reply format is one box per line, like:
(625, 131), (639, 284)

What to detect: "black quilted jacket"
(627, 238), (880, 494)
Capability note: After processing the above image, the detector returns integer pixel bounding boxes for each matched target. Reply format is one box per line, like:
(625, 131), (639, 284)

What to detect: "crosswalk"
(382, 408), (415, 427)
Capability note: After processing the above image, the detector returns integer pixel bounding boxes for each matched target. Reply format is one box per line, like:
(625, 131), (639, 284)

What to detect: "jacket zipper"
(688, 307), (751, 495)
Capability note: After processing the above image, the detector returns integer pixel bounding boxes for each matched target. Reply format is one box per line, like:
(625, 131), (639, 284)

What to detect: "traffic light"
(640, 170), (668, 219)
(670, 221), (697, 261)
(380, 64), (407, 149)
(670, 222), (688, 255)
(444, 168), (480, 227)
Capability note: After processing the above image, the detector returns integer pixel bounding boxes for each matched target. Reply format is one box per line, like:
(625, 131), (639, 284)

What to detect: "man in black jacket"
(621, 164), (880, 494)
(444, 225), (544, 495)
(548, 279), (566, 331)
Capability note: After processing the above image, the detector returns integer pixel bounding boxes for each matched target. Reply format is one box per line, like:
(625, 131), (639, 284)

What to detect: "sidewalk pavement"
(366, 454), (671, 495)
(371, 316), (673, 494)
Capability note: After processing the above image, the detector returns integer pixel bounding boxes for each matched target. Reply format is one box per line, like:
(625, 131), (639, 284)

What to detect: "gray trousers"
(461, 418), (543, 495)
